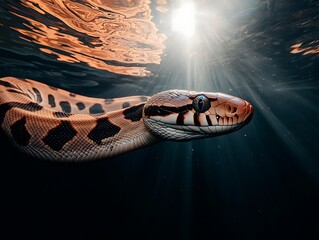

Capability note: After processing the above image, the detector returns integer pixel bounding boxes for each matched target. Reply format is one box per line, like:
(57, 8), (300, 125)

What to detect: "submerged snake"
(0, 77), (254, 161)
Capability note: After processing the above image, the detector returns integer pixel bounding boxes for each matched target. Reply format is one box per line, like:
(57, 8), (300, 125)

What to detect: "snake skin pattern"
(0, 77), (254, 161)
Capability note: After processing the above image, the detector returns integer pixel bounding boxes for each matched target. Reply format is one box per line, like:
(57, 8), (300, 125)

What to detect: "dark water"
(1, 0), (319, 239)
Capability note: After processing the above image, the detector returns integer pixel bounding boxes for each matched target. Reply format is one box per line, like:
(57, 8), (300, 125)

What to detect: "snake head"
(143, 90), (254, 140)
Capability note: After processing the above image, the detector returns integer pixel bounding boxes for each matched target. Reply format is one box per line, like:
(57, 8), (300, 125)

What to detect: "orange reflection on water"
(290, 41), (319, 56)
(10, 0), (167, 76)
(156, 0), (168, 13)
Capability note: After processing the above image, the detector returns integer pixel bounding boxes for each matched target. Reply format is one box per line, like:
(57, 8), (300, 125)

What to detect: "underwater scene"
(0, 0), (318, 239)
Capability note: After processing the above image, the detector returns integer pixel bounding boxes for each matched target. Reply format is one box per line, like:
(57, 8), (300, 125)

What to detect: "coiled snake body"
(0, 77), (254, 161)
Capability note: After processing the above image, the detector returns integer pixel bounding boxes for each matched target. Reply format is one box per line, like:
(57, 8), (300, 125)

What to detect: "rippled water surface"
(1, 0), (319, 239)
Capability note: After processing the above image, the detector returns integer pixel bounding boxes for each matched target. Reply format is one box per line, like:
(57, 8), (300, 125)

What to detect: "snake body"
(0, 77), (254, 161)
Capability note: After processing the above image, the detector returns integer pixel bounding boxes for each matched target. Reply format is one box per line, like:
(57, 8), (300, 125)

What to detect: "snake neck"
(84, 111), (161, 160)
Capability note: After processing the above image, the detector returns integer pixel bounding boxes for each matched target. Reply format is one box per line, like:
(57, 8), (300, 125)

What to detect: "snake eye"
(192, 95), (211, 113)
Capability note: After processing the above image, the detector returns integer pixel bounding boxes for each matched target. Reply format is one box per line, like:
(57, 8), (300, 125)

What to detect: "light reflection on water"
(9, 0), (167, 76)
(291, 41), (319, 56)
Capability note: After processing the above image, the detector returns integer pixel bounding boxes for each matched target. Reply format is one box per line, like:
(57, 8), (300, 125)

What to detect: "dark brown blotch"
(89, 103), (105, 115)
(122, 102), (130, 108)
(206, 115), (212, 126)
(123, 103), (144, 122)
(193, 113), (201, 126)
(59, 101), (71, 113)
(32, 87), (42, 103)
(176, 112), (185, 125)
(76, 102), (85, 110)
(7, 89), (31, 99)
(144, 104), (192, 117)
(48, 94), (56, 108)
(0, 102), (43, 124)
(53, 111), (73, 118)
(42, 120), (77, 151)
(10, 117), (31, 146)
(87, 117), (121, 144)
(0, 80), (18, 89)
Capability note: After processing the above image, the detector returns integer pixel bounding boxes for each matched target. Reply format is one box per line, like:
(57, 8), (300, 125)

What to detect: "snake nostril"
(226, 105), (231, 113)
(226, 105), (237, 114)
(231, 107), (237, 113)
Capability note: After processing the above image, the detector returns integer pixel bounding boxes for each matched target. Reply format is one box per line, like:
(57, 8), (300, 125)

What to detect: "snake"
(0, 77), (254, 161)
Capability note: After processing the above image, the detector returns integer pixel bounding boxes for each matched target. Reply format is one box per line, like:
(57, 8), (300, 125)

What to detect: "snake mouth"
(144, 118), (247, 141)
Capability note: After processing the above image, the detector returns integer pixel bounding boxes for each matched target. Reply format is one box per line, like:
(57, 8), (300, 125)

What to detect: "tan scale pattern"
(0, 77), (253, 161)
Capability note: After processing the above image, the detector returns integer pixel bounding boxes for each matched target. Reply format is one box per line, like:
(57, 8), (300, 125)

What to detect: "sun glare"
(172, 2), (196, 37)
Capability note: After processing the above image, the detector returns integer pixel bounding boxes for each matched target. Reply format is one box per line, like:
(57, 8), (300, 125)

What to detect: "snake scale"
(0, 77), (254, 161)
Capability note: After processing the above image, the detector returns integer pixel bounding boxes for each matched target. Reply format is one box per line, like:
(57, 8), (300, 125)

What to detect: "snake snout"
(223, 96), (254, 126)
(243, 101), (254, 125)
